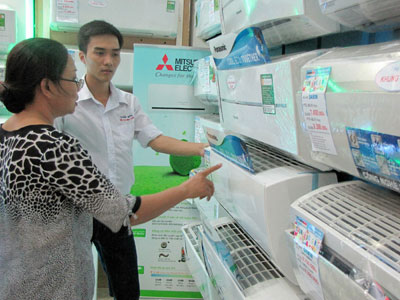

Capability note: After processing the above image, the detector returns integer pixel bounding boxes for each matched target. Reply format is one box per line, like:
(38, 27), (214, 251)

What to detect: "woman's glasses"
(60, 78), (84, 90)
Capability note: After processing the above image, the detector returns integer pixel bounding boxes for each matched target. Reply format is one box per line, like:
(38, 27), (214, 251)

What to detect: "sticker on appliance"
(346, 127), (400, 192)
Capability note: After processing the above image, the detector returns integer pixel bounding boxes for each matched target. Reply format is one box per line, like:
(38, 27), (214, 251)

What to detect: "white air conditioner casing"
(194, 56), (219, 107)
(0, 7), (16, 53)
(289, 180), (400, 299)
(148, 83), (207, 111)
(182, 223), (222, 300)
(209, 140), (338, 285)
(297, 41), (400, 187)
(68, 48), (134, 91)
(218, 50), (330, 171)
(320, 0), (400, 32)
(195, 0), (222, 40)
(220, 0), (339, 47)
(50, 0), (178, 38)
(195, 114), (222, 144)
(199, 216), (306, 300)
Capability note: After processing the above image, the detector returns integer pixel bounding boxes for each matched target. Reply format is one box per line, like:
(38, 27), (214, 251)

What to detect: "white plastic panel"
(182, 223), (222, 300)
(297, 41), (400, 183)
(50, 0), (179, 38)
(0, 7), (16, 53)
(291, 180), (400, 298)
(194, 114), (222, 144)
(195, 0), (222, 40)
(286, 230), (392, 300)
(148, 83), (206, 111)
(220, 0), (339, 47)
(320, 0), (400, 32)
(194, 56), (219, 106)
(201, 217), (305, 300)
(209, 141), (337, 285)
(217, 50), (330, 170)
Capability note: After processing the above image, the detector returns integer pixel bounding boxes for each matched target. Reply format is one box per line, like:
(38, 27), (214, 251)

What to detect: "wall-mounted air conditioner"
(195, 0), (221, 40)
(0, 6), (16, 53)
(216, 49), (330, 170)
(219, 0), (339, 47)
(289, 180), (400, 300)
(199, 215), (307, 300)
(208, 137), (337, 286)
(50, 0), (179, 38)
(182, 223), (222, 300)
(68, 48), (134, 91)
(148, 83), (207, 111)
(195, 114), (222, 144)
(297, 41), (400, 192)
(194, 56), (220, 107)
(319, 0), (400, 32)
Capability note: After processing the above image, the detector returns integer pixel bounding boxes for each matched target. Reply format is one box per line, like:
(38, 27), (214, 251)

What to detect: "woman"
(0, 38), (220, 300)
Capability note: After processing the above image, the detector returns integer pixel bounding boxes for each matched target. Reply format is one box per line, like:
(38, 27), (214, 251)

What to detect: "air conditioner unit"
(195, 0), (222, 40)
(208, 136), (338, 286)
(0, 6), (16, 53)
(68, 48), (134, 91)
(148, 83), (207, 111)
(50, 0), (179, 39)
(195, 114), (222, 144)
(198, 215), (306, 300)
(216, 49), (331, 170)
(182, 222), (222, 300)
(297, 40), (400, 192)
(194, 56), (220, 107)
(319, 0), (400, 32)
(289, 180), (400, 299)
(219, 0), (339, 47)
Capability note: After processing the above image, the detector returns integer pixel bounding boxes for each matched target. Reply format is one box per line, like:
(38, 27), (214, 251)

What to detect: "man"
(54, 20), (207, 300)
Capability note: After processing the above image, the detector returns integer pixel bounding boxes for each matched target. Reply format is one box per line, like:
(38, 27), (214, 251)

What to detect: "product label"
(197, 58), (211, 93)
(294, 216), (324, 254)
(55, 0), (78, 23)
(293, 216), (325, 300)
(302, 67), (337, 155)
(214, 0), (219, 11)
(0, 14), (5, 31)
(347, 127), (400, 192)
(209, 0), (215, 22)
(167, 0), (176, 13)
(88, 0), (107, 8)
(375, 61), (400, 91)
(226, 75), (236, 90)
(260, 74), (275, 114)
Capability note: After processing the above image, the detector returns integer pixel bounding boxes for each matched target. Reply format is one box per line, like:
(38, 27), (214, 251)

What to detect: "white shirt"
(54, 81), (162, 195)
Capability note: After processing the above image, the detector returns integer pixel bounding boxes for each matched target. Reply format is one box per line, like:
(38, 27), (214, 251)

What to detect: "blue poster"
(346, 127), (400, 192)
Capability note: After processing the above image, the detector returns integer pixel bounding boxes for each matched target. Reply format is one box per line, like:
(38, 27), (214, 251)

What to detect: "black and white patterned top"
(0, 125), (137, 300)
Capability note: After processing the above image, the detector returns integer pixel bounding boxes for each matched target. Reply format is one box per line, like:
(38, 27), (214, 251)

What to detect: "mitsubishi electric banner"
(132, 45), (211, 298)
(132, 44), (211, 166)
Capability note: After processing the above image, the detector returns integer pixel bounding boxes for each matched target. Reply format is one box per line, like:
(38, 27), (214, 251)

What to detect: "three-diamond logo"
(156, 54), (174, 71)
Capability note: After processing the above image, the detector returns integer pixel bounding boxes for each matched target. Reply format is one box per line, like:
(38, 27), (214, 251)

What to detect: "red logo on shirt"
(156, 54), (174, 71)
(120, 115), (134, 121)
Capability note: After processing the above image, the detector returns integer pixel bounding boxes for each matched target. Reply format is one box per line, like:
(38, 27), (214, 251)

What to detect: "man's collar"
(77, 76), (128, 105)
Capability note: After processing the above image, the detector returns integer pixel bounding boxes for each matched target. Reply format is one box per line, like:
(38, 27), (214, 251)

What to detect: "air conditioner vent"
(183, 224), (202, 256)
(246, 140), (313, 173)
(298, 181), (400, 273)
(214, 221), (284, 293)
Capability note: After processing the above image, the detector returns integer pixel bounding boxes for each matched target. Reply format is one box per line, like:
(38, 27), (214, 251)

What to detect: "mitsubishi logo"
(156, 54), (174, 71)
